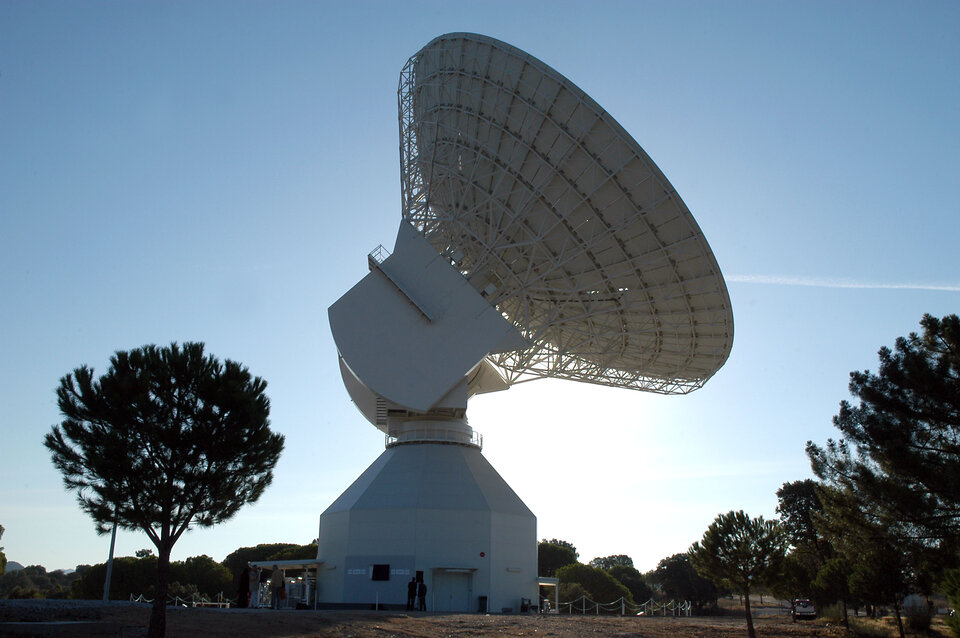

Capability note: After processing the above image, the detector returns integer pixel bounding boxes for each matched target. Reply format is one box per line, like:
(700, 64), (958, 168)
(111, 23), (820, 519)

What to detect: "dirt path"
(1, 601), (856, 637)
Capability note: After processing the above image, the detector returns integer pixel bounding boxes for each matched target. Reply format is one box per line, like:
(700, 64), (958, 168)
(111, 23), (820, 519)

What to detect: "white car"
(792, 599), (816, 620)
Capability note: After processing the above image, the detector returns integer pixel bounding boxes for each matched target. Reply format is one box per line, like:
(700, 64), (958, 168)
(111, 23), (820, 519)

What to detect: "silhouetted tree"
(45, 342), (284, 638)
(773, 479), (833, 604)
(176, 555), (232, 599)
(556, 563), (632, 604)
(542, 538), (578, 560)
(589, 554), (633, 570)
(690, 511), (787, 638)
(768, 551), (816, 605)
(776, 480), (830, 558)
(813, 485), (911, 638)
(222, 542), (313, 575)
(0, 565), (76, 599)
(538, 541), (577, 577)
(267, 542), (318, 562)
(608, 565), (652, 603)
(849, 543), (908, 638)
(811, 557), (852, 626)
(652, 553), (719, 610)
(807, 314), (960, 545)
(72, 553), (232, 601)
(72, 555), (158, 600)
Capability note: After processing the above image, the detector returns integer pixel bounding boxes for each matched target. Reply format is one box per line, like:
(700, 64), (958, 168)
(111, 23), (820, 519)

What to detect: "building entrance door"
(433, 571), (472, 612)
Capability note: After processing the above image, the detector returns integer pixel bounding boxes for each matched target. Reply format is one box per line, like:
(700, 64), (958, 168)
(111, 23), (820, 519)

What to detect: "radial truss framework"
(398, 33), (733, 394)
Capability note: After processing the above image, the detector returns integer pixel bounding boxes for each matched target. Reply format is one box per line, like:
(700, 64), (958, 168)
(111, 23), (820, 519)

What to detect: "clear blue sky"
(2, 1), (958, 574)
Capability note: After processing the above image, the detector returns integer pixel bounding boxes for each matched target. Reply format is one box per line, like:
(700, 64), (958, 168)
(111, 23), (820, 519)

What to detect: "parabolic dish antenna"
(398, 33), (733, 394)
(316, 33), (733, 612)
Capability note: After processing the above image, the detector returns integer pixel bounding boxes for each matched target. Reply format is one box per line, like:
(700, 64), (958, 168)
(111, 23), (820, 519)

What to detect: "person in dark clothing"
(237, 567), (250, 608)
(417, 580), (427, 611)
(406, 578), (417, 610)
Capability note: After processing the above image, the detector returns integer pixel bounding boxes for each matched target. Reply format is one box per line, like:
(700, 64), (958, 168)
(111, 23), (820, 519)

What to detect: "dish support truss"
(397, 34), (733, 395)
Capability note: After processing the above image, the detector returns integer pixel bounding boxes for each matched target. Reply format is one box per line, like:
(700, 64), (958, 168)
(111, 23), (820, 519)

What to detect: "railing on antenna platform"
(386, 428), (482, 450)
(368, 245), (390, 270)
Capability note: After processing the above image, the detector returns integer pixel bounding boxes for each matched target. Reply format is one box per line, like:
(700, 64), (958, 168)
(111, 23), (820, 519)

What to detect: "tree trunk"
(743, 587), (755, 638)
(148, 543), (172, 638)
(893, 600), (905, 638)
(841, 596), (848, 627)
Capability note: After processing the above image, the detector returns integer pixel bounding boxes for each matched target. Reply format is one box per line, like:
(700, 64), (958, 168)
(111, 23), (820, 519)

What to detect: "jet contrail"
(726, 274), (960, 292)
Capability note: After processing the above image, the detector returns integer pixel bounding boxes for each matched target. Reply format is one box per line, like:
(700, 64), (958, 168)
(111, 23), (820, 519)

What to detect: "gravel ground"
(0, 600), (866, 638)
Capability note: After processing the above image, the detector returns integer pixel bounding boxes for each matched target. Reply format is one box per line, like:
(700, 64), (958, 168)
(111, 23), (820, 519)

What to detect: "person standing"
(406, 578), (417, 611)
(417, 580), (427, 612)
(249, 568), (260, 607)
(270, 565), (285, 610)
(237, 567), (250, 608)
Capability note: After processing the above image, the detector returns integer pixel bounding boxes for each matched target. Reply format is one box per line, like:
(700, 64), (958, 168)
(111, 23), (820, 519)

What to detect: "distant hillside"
(5, 562), (23, 573)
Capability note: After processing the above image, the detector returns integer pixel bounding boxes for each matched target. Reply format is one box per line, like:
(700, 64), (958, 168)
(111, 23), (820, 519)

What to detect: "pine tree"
(45, 342), (284, 638)
(689, 511), (787, 638)
(807, 314), (960, 543)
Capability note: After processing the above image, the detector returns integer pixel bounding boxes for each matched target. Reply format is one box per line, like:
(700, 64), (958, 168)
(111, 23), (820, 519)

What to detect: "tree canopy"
(0, 564), (80, 599)
(651, 553), (719, 609)
(555, 563), (632, 604)
(776, 480), (827, 555)
(221, 542), (316, 576)
(811, 557), (853, 626)
(537, 541), (577, 577)
(805, 314), (960, 637)
(71, 554), (233, 601)
(542, 538), (578, 560)
(807, 313), (960, 544)
(772, 479), (833, 604)
(607, 565), (652, 604)
(588, 554), (633, 570)
(690, 511), (786, 638)
(72, 555), (159, 600)
(44, 342), (284, 638)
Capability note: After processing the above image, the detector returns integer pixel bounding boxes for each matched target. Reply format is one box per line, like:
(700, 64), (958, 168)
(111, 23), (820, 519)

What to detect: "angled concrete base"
(316, 443), (536, 613)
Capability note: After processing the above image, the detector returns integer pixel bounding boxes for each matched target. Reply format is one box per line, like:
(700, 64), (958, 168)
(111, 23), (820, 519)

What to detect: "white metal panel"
(316, 444), (537, 611)
(329, 221), (528, 412)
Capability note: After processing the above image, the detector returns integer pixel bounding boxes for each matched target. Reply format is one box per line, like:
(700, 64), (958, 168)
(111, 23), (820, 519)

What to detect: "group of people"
(236, 565), (286, 609)
(406, 577), (427, 611)
(238, 565), (429, 611)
